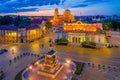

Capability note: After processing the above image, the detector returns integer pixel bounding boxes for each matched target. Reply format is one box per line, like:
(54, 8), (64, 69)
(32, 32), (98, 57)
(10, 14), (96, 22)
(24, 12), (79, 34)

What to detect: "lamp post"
(11, 49), (14, 54)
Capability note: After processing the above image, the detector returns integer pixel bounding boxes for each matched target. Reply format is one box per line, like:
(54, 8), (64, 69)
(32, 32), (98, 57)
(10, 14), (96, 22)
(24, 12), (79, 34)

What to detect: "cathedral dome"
(65, 9), (70, 12)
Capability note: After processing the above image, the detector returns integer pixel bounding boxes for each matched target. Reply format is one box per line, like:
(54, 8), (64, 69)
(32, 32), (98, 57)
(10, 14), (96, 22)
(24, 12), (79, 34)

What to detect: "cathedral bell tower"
(54, 8), (59, 18)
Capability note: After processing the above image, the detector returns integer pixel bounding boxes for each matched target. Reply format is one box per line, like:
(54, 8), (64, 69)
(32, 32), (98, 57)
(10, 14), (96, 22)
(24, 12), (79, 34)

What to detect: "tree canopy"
(45, 20), (52, 29)
(0, 16), (13, 25)
(103, 20), (120, 31)
(0, 16), (32, 26)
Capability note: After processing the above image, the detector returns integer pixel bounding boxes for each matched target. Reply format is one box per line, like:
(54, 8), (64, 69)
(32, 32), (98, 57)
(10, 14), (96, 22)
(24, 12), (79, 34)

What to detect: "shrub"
(81, 41), (96, 48)
(81, 41), (87, 46)
(55, 38), (68, 45)
(74, 61), (85, 75)
(89, 42), (96, 46)
(15, 69), (24, 80)
(71, 77), (77, 80)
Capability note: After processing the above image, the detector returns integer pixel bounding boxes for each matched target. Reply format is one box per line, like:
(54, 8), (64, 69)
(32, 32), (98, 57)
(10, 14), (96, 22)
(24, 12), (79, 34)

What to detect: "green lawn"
(55, 38), (68, 45)
(71, 77), (77, 80)
(74, 61), (85, 75)
(15, 69), (24, 80)
(71, 61), (85, 80)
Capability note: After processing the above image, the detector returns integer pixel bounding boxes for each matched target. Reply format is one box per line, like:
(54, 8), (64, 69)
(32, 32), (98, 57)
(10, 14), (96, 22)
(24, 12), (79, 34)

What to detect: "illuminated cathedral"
(51, 8), (75, 26)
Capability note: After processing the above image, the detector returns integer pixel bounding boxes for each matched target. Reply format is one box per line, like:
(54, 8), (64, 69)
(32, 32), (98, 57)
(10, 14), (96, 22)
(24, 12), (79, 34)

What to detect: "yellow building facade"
(67, 32), (105, 45)
(55, 21), (105, 46)
(64, 21), (103, 32)
(0, 20), (46, 43)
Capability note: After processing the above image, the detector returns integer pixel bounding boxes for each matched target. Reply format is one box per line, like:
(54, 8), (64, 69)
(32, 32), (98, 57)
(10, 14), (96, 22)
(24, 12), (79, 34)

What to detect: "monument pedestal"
(37, 50), (63, 79)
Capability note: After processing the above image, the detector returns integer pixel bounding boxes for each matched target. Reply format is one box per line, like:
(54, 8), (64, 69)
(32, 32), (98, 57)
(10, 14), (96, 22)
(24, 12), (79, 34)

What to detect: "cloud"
(0, 0), (119, 15)
(1, 0), (62, 8)
(71, 4), (88, 8)
(61, 0), (66, 4)
(0, 0), (98, 13)
(83, 0), (108, 4)
(0, 0), (62, 13)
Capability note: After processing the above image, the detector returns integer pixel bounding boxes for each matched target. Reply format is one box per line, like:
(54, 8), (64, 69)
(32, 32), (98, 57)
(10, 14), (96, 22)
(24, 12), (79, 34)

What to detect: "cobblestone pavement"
(106, 31), (120, 47)
(79, 62), (120, 80)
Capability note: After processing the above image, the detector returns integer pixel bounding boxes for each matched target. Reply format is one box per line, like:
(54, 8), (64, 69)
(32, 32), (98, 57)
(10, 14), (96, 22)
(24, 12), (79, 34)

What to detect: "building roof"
(32, 19), (44, 24)
(47, 50), (56, 55)
(0, 19), (44, 31)
(0, 24), (40, 31)
(0, 25), (18, 31)
(25, 24), (40, 30)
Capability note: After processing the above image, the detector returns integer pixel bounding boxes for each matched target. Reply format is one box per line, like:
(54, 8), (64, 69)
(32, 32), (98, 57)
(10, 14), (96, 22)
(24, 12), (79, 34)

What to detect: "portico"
(68, 32), (86, 44)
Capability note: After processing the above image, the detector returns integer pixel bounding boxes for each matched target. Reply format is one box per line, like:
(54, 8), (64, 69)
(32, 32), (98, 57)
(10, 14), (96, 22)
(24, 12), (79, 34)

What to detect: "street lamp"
(35, 61), (39, 65)
(11, 49), (14, 54)
(66, 59), (70, 64)
(29, 65), (33, 70)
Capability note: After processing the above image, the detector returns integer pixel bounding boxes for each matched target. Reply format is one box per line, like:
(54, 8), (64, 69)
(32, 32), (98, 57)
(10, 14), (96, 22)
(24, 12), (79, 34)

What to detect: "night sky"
(0, 0), (120, 16)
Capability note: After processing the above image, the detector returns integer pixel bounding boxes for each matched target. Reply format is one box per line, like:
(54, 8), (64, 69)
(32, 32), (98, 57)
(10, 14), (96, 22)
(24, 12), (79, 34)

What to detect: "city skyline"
(0, 0), (120, 16)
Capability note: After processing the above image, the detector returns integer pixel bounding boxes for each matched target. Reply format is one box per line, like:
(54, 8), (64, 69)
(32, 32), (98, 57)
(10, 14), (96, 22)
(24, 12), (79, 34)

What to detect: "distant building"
(64, 21), (103, 32)
(51, 8), (75, 26)
(55, 21), (105, 46)
(0, 19), (46, 43)
(111, 15), (120, 20)
(92, 16), (105, 22)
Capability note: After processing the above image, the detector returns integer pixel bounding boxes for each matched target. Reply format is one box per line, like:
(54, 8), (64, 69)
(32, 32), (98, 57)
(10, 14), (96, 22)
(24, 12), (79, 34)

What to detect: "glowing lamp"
(35, 61), (39, 65)
(29, 65), (33, 70)
(66, 59), (70, 64)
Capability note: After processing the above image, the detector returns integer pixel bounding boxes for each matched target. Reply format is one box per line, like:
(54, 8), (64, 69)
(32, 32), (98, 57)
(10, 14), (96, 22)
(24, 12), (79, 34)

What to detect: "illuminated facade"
(51, 8), (75, 26)
(0, 20), (46, 43)
(64, 21), (103, 32)
(22, 50), (75, 80)
(37, 50), (63, 79)
(55, 21), (105, 46)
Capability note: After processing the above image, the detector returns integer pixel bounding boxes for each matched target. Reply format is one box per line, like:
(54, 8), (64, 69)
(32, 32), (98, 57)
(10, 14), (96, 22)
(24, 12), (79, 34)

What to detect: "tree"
(14, 16), (21, 26)
(81, 41), (87, 46)
(96, 15), (100, 19)
(81, 41), (96, 48)
(86, 17), (92, 22)
(111, 20), (120, 31)
(45, 20), (52, 29)
(103, 20), (120, 31)
(103, 20), (112, 30)
(21, 18), (32, 25)
(0, 16), (13, 25)
(89, 42), (96, 46)
(100, 15), (105, 19)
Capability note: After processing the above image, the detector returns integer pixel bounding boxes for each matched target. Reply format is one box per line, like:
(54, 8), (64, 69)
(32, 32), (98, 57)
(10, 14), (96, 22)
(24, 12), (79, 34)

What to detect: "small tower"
(54, 8), (59, 18)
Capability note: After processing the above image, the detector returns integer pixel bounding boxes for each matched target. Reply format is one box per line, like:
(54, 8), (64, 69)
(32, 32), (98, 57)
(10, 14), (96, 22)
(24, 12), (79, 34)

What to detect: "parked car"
(2, 49), (8, 52)
(115, 45), (119, 48)
(107, 36), (111, 38)
(0, 49), (8, 54)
